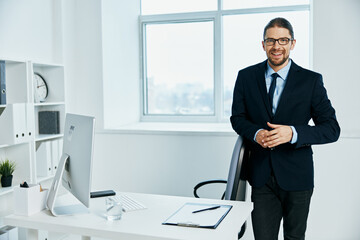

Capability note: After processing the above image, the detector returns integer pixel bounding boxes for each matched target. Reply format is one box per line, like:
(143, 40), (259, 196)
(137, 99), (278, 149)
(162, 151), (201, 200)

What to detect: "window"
(141, 0), (217, 15)
(141, 0), (310, 121)
(223, 11), (310, 117)
(223, 0), (310, 9)
(145, 21), (214, 115)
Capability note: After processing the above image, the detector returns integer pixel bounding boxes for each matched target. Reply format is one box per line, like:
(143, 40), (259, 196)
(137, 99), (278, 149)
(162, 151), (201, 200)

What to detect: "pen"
(192, 205), (221, 214)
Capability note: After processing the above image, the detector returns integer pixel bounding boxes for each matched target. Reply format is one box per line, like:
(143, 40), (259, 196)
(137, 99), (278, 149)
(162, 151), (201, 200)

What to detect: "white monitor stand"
(47, 154), (89, 216)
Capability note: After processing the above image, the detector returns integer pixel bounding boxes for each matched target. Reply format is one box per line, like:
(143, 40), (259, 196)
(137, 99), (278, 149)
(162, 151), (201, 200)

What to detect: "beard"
(268, 50), (289, 67)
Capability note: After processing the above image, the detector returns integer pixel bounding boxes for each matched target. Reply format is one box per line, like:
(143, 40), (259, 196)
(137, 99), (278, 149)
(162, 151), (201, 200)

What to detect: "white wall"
(91, 132), (235, 197)
(308, 0), (360, 239)
(310, 139), (360, 239)
(0, 0), (61, 62)
(312, 0), (360, 136)
(62, 0), (104, 125)
(0, 0), (359, 239)
(101, 0), (141, 128)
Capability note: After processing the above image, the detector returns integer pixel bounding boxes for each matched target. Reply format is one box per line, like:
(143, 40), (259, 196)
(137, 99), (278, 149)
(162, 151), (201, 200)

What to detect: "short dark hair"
(263, 17), (294, 40)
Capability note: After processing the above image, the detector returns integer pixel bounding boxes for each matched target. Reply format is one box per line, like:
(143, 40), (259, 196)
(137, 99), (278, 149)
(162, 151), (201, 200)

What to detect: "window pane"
(141, 0), (217, 15)
(145, 21), (214, 115)
(223, 11), (310, 117)
(223, 0), (309, 10)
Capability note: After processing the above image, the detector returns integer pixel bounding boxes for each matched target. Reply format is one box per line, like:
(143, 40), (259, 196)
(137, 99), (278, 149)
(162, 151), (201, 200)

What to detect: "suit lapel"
(273, 61), (301, 118)
(255, 61), (273, 117)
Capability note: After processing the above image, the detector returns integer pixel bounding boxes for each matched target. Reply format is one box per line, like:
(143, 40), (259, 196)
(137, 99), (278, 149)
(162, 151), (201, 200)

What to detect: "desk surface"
(5, 192), (253, 240)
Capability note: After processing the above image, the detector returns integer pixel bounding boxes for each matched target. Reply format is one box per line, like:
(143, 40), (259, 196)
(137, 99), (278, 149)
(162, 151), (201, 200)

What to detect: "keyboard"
(118, 194), (147, 212)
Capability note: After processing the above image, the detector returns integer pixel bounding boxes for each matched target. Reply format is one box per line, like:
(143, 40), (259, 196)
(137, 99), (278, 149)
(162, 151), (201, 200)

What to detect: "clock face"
(34, 73), (48, 102)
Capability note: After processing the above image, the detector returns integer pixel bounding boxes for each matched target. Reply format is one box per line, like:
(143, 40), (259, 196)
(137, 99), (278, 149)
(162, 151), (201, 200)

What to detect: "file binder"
(0, 60), (6, 105)
(0, 103), (31, 145)
(36, 141), (52, 177)
(162, 203), (232, 229)
(51, 139), (61, 175)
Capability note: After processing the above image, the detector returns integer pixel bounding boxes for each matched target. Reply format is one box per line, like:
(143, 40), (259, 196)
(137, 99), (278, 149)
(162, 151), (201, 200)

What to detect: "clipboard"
(162, 203), (232, 229)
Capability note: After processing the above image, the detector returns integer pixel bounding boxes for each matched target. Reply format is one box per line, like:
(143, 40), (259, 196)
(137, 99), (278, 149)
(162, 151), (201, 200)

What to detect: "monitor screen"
(47, 113), (95, 216)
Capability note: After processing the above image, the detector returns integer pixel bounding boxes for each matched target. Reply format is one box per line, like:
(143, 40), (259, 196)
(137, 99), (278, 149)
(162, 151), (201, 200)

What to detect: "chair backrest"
(224, 136), (248, 201)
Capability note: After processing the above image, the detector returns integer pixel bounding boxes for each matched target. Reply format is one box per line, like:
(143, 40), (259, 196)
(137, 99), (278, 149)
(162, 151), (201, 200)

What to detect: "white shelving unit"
(0, 58), (65, 199)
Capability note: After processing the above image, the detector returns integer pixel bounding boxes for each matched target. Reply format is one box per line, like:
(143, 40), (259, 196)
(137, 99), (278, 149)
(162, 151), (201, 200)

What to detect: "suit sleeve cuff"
(290, 126), (298, 144)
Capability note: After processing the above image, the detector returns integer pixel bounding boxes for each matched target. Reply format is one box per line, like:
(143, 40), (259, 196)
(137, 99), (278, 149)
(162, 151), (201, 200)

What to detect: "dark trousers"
(251, 175), (313, 240)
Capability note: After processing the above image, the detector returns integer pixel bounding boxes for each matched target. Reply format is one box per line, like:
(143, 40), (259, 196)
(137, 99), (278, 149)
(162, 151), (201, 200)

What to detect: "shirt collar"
(266, 59), (292, 80)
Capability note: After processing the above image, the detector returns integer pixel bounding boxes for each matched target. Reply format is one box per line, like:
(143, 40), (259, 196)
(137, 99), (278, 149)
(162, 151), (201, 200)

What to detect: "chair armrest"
(193, 179), (227, 198)
(193, 179), (246, 239)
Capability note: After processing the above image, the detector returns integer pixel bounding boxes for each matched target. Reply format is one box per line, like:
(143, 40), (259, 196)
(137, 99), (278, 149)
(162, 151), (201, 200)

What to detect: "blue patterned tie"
(268, 73), (279, 110)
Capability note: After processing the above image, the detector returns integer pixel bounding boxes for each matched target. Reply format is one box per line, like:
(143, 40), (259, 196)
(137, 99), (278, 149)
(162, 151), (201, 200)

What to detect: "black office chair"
(193, 136), (250, 239)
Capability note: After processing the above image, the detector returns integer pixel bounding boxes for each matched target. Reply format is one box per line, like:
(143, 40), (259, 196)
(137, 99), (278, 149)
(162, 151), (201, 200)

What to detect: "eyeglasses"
(264, 38), (293, 46)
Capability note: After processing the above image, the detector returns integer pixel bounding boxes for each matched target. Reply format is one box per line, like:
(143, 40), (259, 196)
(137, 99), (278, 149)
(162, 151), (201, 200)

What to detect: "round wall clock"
(34, 73), (48, 102)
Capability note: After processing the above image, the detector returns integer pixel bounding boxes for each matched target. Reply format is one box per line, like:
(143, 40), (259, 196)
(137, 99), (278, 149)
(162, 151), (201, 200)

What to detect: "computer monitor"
(47, 113), (95, 216)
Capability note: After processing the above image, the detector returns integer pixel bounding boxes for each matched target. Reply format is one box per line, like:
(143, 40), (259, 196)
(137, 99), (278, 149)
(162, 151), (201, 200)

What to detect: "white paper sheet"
(163, 203), (232, 228)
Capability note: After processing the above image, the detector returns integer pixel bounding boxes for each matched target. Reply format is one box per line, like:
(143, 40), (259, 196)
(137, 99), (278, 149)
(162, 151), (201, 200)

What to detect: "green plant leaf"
(0, 158), (16, 177)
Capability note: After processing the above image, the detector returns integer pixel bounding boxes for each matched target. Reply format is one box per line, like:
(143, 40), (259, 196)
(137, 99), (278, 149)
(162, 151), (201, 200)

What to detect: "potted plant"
(0, 158), (16, 187)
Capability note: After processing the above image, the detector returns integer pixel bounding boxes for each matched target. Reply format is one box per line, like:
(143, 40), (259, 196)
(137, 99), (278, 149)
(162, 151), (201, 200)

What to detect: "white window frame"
(139, 1), (311, 123)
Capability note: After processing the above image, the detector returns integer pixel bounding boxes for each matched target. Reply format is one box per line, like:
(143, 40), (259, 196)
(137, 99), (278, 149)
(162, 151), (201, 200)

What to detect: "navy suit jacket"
(230, 60), (340, 191)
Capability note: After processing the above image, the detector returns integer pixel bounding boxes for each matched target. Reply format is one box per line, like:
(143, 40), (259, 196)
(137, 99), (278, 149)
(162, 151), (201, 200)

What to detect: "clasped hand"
(256, 122), (293, 148)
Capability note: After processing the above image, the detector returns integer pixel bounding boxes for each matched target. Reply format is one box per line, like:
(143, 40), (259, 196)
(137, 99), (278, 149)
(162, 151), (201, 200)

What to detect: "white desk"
(4, 192), (253, 240)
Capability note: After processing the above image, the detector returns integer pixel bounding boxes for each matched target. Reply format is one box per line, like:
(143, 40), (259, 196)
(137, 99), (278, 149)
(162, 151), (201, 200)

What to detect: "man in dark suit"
(231, 18), (340, 240)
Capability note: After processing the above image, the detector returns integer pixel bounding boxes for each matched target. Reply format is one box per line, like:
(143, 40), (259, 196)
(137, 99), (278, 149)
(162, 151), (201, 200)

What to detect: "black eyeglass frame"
(263, 37), (293, 46)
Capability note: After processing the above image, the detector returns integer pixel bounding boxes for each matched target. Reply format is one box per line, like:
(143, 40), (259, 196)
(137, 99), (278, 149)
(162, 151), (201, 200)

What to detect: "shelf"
(32, 62), (64, 68)
(0, 59), (65, 216)
(3, 60), (28, 103)
(34, 102), (65, 107)
(0, 58), (27, 64)
(35, 134), (63, 142)
(0, 142), (29, 149)
(32, 63), (65, 104)
(0, 186), (14, 197)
